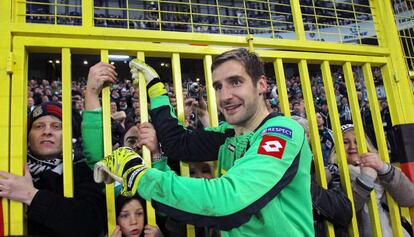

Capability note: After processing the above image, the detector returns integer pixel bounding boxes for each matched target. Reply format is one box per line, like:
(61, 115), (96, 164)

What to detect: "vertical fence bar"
(203, 55), (218, 127)
(290, 0), (306, 40)
(171, 53), (196, 237)
(9, 39), (27, 236)
(298, 60), (334, 237)
(101, 50), (116, 236)
(81, 0), (94, 28)
(273, 58), (290, 116)
(320, 61), (359, 237)
(0, 0), (12, 234)
(136, 52), (157, 226)
(362, 63), (404, 237)
(343, 62), (382, 237)
(61, 48), (74, 198)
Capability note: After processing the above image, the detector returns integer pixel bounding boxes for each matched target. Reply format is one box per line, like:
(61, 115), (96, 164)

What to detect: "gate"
(1, 0), (413, 236)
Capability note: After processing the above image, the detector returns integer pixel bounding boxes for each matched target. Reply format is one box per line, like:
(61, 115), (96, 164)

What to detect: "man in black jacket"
(0, 101), (106, 237)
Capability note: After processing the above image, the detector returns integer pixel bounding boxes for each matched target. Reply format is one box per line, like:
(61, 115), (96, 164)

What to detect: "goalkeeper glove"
(94, 147), (147, 197)
(129, 59), (167, 99)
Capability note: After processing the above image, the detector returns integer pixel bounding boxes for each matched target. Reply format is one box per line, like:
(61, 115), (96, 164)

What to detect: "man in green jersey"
(93, 48), (314, 236)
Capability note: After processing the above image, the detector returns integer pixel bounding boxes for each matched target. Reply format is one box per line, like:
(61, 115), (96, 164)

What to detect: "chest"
(218, 134), (252, 175)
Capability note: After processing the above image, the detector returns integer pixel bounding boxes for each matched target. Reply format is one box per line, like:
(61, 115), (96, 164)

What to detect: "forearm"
(82, 110), (104, 170)
(379, 165), (414, 206)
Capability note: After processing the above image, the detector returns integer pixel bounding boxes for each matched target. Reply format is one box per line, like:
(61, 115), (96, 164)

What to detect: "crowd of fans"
(25, 0), (395, 38)
(27, 62), (391, 161)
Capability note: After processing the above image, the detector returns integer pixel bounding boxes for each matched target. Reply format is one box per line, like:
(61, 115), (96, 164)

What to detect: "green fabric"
(82, 110), (104, 170)
(138, 115), (314, 237)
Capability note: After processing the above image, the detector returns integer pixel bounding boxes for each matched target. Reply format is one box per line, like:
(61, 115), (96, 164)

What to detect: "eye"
(52, 123), (62, 130)
(232, 79), (242, 86)
(213, 83), (222, 91)
(120, 213), (129, 219)
(33, 123), (45, 130)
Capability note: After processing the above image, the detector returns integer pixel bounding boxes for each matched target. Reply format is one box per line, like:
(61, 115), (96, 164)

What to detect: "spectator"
(291, 115), (352, 237)
(110, 195), (163, 237)
(316, 112), (334, 165)
(0, 102), (106, 237)
(329, 124), (414, 237)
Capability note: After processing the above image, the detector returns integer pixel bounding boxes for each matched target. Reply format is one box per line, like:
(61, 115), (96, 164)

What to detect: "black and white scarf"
(27, 152), (63, 182)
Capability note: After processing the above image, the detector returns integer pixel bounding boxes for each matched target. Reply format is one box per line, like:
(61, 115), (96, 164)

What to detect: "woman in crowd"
(330, 124), (414, 237)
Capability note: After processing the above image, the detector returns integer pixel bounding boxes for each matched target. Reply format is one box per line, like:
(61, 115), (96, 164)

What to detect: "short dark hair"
(211, 48), (265, 85)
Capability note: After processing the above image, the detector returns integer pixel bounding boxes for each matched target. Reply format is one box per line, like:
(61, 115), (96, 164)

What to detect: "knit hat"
(28, 101), (62, 132)
(341, 124), (354, 133)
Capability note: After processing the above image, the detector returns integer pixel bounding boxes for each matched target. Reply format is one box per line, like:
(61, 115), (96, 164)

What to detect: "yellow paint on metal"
(273, 58), (290, 116)
(362, 63), (404, 237)
(10, 39), (27, 236)
(10, 23), (391, 56)
(81, 0), (93, 28)
(203, 55), (218, 127)
(298, 60), (334, 237)
(290, 0), (305, 40)
(171, 52), (196, 237)
(101, 50), (116, 236)
(320, 61), (359, 237)
(61, 48), (74, 198)
(135, 52), (157, 227)
(0, 0), (11, 234)
(343, 62), (382, 237)
(373, 0), (414, 124)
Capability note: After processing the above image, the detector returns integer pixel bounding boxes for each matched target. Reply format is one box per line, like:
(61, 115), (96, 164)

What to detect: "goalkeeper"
(89, 48), (314, 237)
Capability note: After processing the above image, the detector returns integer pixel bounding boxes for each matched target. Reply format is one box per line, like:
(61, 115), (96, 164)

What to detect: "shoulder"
(257, 116), (305, 140)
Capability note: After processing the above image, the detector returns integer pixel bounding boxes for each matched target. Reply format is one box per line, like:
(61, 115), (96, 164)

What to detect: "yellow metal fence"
(1, 0), (414, 236)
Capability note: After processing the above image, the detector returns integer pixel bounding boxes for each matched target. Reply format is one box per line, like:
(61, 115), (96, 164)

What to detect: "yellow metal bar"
(14, 0), (25, 23)
(81, 0), (94, 28)
(362, 63), (404, 237)
(375, 0), (414, 124)
(10, 25), (391, 56)
(61, 48), (73, 198)
(10, 38), (27, 236)
(136, 52), (157, 227)
(343, 62), (382, 237)
(0, 0), (12, 234)
(298, 60), (334, 237)
(203, 55), (218, 127)
(290, 0), (306, 40)
(171, 53), (196, 237)
(101, 50), (116, 236)
(273, 58), (290, 116)
(320, 61), (359, 237)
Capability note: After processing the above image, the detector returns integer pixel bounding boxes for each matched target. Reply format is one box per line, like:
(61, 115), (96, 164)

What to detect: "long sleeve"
(150, 95), (232, 162)
(137, 116), (314, 236)
(311, 175), (353, 228)
(82, 110), (104, 170)
(379, 165), (414, 207)
(27, 163), (106, 237)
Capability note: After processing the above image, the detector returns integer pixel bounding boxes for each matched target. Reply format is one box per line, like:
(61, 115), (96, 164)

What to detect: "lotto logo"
(258, 135), (286, 159)
(262, 140), (283, 152)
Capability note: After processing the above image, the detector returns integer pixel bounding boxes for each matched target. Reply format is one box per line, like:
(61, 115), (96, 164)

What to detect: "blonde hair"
(328, 127), (377, 164)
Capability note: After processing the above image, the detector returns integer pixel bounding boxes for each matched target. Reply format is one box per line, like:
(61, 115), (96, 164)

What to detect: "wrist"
(152, 153), (167, 163)
(25, 188), (39, 205)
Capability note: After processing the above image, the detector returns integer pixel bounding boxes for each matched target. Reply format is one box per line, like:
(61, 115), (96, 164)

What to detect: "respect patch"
(260, 126), (292, 138)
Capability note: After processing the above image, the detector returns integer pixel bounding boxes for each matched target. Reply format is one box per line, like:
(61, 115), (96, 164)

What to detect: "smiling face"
(212, 60), (267, 131)
(343, 130), (360, 165)
(28, 115), (62, 159)
(117, 199), (145, 237)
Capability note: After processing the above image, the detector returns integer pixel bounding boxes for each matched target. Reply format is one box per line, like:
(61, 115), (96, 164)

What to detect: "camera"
(187, 82), (200, 98)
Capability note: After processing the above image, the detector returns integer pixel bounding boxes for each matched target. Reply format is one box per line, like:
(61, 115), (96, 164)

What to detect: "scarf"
(27, 151), (63, 182)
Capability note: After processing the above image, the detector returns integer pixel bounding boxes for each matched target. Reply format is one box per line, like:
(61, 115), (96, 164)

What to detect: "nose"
(129, 215), (138, 225)
(219, 85), (233, 102)
(42, 125), (53, 135)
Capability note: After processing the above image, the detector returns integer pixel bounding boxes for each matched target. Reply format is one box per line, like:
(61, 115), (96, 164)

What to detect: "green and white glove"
(129, 59), (167, 99)
(94, 147), (147, 197)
